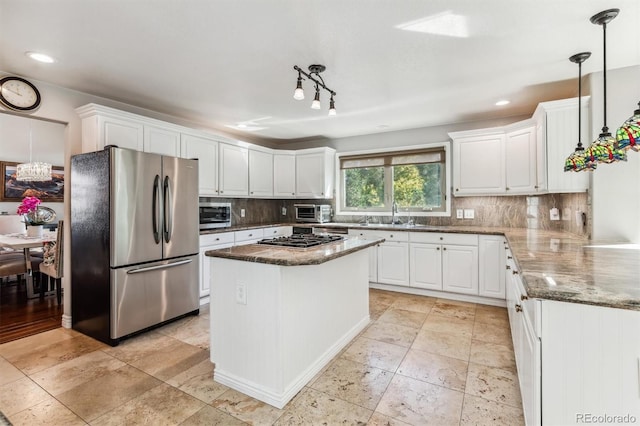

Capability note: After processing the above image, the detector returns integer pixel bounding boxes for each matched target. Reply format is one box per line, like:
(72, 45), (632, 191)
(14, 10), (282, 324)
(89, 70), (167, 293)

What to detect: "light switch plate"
(281, 207), (287, 216)
(550, 208), (560, 221)
(463, 209), (474, 219)
(241, 209), (246, 218)
(236, 284), (247, 305)
(456, 209), (464, 219)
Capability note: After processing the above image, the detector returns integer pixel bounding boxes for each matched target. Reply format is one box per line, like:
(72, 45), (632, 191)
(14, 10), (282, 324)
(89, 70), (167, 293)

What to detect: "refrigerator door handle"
(163, 175), (173, 243)
(126, 258), (192, 275)
(152, 174), (161, 244)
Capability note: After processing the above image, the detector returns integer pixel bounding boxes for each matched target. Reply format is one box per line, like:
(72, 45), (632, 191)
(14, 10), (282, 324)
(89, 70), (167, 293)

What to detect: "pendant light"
(585, 9), (627, 167)
(16, 127), (52, 182)
(565, 52), (594, 172)
(616, 101), (640, 151)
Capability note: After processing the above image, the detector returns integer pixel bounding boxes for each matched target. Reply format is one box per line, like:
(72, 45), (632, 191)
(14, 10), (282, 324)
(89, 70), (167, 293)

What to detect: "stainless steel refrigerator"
(71, 146), (199, 346)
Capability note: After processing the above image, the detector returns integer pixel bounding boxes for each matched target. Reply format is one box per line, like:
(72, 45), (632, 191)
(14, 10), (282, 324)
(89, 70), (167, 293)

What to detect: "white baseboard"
(369, 283), (507, 307)
(212, 315), (370, 409)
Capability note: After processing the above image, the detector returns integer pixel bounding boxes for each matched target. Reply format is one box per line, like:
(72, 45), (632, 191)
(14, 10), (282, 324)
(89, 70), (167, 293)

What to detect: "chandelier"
(293, 64), (337, 116)
(16, 127), (52, 182)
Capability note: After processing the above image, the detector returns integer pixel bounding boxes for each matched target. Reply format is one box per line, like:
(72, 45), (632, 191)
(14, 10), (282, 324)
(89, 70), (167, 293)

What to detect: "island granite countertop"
(205, 237), (384, 266)
(203, 222), (640, 311)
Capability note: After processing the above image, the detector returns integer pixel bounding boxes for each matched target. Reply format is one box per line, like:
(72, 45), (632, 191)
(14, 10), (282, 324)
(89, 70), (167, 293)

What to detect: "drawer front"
(410, 232), (478, 245)
(348, 229), (386, 240)
(235, 228), (265, 243)
(200, 232), (234, 247)
(263, 226), (292, 237)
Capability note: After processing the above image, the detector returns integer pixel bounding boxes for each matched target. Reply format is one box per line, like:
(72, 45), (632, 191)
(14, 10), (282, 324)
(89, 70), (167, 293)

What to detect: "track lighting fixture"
(293, 64), (337, 115)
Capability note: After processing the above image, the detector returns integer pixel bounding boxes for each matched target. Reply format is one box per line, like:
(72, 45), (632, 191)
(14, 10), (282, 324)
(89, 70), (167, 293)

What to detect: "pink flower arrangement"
(17, 196), (44, 225)
(17, 196), (41, 215)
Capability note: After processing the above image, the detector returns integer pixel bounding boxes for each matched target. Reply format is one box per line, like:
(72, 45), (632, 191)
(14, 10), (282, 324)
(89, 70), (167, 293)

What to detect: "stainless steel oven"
(199, 202), (231, 230)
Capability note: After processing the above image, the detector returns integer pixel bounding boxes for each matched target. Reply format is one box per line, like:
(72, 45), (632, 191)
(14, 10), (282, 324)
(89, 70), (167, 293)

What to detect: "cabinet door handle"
(534, 185), (539, 189)
(443, 247), (447, 251)
(506, 265), (511, 270)
(506, 187), (510, 190)
(440, 237), (443, 241)
(505, 247), (509, 250)
(521, 294), (528, 301)
(513, 270), (519, 275)
(292, 193), (295, 195)
(515, 304), (523, 312)
(507, 255), (513, 259)
(250, 191), (254, 194)
(436, 247), (440, 251)
(220, 190), (224, 194)
(455, 188), (459, 191)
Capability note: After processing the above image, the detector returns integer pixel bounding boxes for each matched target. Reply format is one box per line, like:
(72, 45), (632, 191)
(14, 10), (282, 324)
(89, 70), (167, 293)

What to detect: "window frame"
(335, 142), (451, 217)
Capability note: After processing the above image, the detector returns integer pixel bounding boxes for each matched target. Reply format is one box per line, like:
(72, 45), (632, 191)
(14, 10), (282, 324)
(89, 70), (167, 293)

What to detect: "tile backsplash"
(202, 191), (590, 237)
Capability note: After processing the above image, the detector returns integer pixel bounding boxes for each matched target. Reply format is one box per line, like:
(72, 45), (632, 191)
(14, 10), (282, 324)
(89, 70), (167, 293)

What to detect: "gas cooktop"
(257, 234), (344, 248)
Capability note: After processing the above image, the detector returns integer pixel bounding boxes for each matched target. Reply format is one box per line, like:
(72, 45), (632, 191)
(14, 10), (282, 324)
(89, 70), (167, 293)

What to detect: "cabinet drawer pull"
(436, 247), (440, 251)
(390, 234), (393, 238)
(507, 255), (513, 259)
(505, 247), (509, 250)
(506, 187), (510, 190)
(506, 265), (511, 270)
(515, 304), (523, 312)
(455, 188), (459, 191)
(512, 270), (519, 275)
(521, 294), (529, 301)
(443, 247), (447, 251)
(215, 237), (220, 241)
(248, 234), (253, 237)
(251, 191), (254, 194)
(440, 237), (443, 241)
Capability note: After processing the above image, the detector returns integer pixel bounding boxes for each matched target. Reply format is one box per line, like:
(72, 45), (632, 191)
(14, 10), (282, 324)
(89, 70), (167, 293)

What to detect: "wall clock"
(0, 76), (41, 111)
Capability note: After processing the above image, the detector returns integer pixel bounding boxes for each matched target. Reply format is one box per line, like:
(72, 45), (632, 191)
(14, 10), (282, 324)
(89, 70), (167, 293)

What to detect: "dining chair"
(39, 220), (63, 304)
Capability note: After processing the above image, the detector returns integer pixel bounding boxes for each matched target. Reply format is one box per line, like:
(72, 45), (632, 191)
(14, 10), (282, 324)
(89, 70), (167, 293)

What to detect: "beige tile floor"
(0, 289), (524, 425)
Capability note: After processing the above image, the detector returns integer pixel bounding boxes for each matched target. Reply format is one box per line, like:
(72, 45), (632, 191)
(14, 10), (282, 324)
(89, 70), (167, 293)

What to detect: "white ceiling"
(1, 0), (639, 144)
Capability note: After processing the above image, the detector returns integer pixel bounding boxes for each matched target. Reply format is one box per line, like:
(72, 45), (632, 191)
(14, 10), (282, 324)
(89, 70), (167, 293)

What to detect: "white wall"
(589, 65), (640, 243)
(0, 113), (65, 219)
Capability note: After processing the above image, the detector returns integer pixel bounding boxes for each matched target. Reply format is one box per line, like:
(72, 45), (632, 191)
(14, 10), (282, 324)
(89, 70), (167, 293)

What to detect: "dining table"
(0, 231), (57, 299)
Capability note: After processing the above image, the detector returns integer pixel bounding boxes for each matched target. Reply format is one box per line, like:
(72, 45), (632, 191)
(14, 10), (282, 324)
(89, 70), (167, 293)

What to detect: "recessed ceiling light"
(25, 51), (55, 63)
(396, 11), (469, 38)
(495, 100), (510, 106)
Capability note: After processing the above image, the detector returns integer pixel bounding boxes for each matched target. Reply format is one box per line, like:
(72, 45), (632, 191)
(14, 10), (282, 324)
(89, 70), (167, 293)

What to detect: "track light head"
(293, 73), (305, 100)
(328, 96), (336, 116)
(311, 86), (321, 110)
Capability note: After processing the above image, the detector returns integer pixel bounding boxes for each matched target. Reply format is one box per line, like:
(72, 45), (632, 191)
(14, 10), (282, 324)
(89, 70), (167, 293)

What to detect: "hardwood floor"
(0, 276), (62, 344)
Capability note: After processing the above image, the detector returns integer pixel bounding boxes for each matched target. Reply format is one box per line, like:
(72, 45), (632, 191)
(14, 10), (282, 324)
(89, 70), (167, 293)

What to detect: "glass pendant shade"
(565, 148), (595, 172)
(616, 103), (640, 151)
(585, 129), (627, 167)
(293, 77), (305, 100)
(16, 161), (52, 182)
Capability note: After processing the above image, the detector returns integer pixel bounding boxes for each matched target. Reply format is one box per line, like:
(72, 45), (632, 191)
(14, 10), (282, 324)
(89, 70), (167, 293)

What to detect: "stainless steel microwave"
(199, 202), (231, 230)
(294, 204), (331, 223)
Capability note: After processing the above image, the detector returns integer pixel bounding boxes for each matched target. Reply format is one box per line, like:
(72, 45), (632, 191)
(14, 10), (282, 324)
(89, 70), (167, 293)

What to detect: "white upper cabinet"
(76, 105), (144, 152)
(143, 124), (181, 157)
(219, 143), (249, 196)
(181, 133), (219, 196)
(273, 152), (296, 197)
(249, 148), (273, 197)
(451, 129), (505, 195)
(295, 147), (336, 198)
(505, 122), (537, 194)
(534, 97), (590, 193)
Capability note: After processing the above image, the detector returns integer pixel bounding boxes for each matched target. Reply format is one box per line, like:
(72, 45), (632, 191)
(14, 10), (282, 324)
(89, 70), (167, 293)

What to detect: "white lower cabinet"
(262, 226), (292, 238)
(377, 242), (409, 286)
(199, 232), (235, 299)
(409, 243), (442, 290)
(478, 235), (506, 298)
(409, 233), (479, 296)
(441, 244), (478, 295)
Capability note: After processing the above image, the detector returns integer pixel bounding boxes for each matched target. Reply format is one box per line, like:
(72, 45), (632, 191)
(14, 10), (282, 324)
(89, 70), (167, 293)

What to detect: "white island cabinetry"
(208, 240), (373, 408)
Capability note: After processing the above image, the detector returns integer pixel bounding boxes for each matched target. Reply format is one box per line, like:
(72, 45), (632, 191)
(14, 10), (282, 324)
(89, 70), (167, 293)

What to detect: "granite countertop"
(202, 221), (640, 311)
(205, 237), (384, 266)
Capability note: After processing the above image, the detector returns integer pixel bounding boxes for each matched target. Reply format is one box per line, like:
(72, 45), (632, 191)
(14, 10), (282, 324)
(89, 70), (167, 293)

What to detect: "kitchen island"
(205, 236), (382, 408)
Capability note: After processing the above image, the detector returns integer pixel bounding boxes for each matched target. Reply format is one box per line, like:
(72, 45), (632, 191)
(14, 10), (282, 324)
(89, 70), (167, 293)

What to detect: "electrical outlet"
(281, 207), (287, 216)
(240, 209), (246, 218)
(550, 208), (560, 221)
(236, 284), (247, 305)
(456, 209), (463, 219)
(463, 209), (474, 219)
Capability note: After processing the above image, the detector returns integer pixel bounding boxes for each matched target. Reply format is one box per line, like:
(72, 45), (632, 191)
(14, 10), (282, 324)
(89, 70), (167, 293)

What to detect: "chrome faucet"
(391, 200), (401, 224)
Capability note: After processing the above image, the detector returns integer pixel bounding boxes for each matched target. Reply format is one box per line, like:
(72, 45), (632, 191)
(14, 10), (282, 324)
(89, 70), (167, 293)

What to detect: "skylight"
(396, 11), (469, 38)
